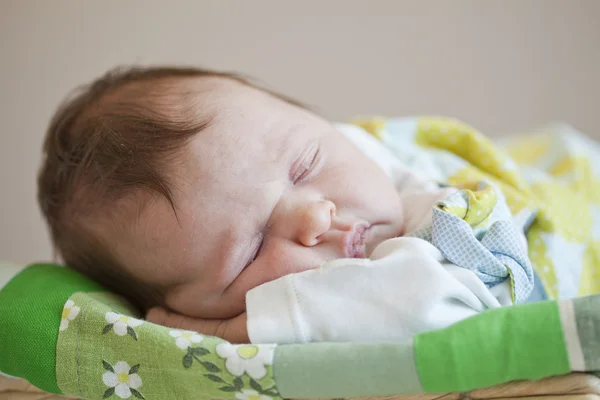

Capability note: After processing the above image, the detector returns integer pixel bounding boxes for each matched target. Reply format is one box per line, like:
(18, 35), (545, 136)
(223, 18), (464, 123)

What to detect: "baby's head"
(38, 66), (405, 318)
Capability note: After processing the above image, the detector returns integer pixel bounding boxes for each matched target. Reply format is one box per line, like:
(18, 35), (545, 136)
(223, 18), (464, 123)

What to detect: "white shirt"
(245, 124), (512, 344)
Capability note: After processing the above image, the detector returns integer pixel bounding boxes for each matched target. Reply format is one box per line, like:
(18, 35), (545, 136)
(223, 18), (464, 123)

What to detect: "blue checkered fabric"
(411, 208), (534, 303)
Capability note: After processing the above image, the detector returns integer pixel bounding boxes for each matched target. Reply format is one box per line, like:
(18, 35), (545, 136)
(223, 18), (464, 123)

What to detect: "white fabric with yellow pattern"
(352, 117), (600, 299)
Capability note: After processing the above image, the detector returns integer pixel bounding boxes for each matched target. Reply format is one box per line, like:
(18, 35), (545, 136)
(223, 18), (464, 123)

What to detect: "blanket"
(1, 118), (599, 400)
(353, 117), (600, 299)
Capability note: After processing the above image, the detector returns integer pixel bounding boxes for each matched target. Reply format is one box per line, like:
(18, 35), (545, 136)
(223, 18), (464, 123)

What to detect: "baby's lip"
(343, 224), (369, 258)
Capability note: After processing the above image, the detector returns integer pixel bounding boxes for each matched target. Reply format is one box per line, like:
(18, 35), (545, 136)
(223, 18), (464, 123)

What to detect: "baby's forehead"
(102, 75), (297, 134)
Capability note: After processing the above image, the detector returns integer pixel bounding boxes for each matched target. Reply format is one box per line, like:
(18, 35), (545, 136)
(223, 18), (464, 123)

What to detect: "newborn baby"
(38, 66), (531, 344)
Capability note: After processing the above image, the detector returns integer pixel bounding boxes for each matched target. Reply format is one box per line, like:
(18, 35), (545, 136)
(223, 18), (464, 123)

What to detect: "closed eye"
(291, 143), (322, 184)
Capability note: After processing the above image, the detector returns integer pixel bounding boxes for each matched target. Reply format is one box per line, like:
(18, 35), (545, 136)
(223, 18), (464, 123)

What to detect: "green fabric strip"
(57, 292), (137, 398)
(0, 264), (103, 394)
(573, 294), (600, 371)
(273, 339), (422, 398)
(414, 300), (571, 393)
(57, 292), (279, 400)
(0, 262), (25, 291)
(558, 299), (586, 370)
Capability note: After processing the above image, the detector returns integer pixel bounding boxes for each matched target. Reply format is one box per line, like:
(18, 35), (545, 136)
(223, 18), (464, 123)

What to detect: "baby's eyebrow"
(267, 122), (305, 162)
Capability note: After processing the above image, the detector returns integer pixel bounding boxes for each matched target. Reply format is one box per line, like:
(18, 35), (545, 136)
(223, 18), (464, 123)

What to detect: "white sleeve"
(246, 237), (503, 344)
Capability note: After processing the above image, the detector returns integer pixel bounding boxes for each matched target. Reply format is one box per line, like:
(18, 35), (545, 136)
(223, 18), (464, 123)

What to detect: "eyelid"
(291, 142), (322, 184)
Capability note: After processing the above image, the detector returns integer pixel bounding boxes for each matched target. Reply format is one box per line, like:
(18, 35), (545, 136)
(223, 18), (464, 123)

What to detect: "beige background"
(1, 0), (599, 263)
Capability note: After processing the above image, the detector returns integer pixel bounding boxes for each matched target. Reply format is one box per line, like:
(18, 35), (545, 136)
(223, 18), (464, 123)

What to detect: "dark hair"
(37, 66), (307, 310)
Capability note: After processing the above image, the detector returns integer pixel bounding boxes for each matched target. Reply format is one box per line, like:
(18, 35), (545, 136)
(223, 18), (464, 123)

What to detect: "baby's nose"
(297, 200), (336, 247)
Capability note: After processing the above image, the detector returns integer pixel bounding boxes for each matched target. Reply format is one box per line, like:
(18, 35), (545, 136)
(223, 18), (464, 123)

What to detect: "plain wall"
(1, 0), (599, 263)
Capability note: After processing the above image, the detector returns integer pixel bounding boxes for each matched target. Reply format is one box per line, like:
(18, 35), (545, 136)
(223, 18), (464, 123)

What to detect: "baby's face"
(112, 78), (405, 318)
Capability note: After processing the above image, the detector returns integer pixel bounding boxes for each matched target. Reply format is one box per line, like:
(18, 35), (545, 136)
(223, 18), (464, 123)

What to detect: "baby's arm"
(246, 237), (503, 344)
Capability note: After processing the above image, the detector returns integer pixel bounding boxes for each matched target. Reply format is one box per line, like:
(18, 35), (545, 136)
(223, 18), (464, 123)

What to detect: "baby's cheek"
(251, 243), (319, 286)
(265, 244), (325, 280)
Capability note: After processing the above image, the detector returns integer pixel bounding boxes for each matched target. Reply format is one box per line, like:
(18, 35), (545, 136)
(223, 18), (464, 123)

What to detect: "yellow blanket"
(353, 117), (600, 299)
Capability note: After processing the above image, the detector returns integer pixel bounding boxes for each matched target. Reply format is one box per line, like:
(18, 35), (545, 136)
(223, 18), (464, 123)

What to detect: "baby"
(38, 66), (532, 344)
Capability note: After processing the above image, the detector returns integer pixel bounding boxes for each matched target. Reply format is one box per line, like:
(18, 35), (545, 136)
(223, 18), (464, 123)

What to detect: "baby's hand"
(146, 307), (249, 343)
